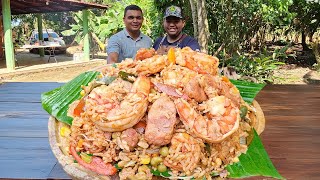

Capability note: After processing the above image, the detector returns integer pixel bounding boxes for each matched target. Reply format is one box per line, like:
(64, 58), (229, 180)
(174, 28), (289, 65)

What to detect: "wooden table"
(0, 82), (319, 179)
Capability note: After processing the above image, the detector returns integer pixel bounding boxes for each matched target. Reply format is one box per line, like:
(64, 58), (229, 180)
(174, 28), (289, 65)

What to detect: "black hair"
(124, 5), (143, 17)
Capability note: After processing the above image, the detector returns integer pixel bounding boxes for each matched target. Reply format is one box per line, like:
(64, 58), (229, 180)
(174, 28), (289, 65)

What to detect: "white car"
(28, 30), (66, 54)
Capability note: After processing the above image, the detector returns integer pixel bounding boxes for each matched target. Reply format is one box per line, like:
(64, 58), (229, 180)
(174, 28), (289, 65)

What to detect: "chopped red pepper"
(73, 99), (85, 117)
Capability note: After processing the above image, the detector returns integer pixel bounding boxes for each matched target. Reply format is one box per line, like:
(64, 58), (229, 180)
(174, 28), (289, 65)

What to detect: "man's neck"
(126, 28), (140, 40)
(167, 33), (183, 43)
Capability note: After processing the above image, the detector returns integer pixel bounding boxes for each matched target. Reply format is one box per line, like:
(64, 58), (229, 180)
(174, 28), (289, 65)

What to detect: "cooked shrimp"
(191, 50), (219, 75)
(183, 76), (207, 102)
(200, 74), (241, 107)
(68, 79), (132, 118)
(175, 96), (240, 143)
(173, 74), (241, 143)
(175, 47), (219, 75)
(83, 79), (133, 118)
(160, 65), (198, 88)
(94, 76), (151, 132)
(183, 53), (208, 74)
(100, 58), (136, 77)
(164, 133), (202, 173)
(135, 48), (156, 61)
(134, 55), (168, 76)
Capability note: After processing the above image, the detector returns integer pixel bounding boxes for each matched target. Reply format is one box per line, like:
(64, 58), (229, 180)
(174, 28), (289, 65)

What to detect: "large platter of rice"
(48, 47), (265, 180)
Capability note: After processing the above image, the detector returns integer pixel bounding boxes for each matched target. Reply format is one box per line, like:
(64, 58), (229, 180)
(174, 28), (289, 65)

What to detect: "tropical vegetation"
(12, 0), (320, 83)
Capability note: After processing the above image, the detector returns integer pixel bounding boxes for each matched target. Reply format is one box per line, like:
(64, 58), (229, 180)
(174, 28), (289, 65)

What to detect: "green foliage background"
(11, 0), (320, 83)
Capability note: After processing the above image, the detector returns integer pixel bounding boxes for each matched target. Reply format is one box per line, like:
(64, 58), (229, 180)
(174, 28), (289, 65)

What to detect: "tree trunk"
(189, 0), (198, 39)
(82, 9), (90, 61)
(196, 0), (209, 53)
(91, 32), (105, 51)
(302, 31), (309, 51)
(260, 26), (266, 51)
(311, 38), (320, 70)
(308, 31), (315, 43)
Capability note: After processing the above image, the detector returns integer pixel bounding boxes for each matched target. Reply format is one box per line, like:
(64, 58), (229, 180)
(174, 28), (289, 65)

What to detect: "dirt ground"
(3, 62), (106, 82)
(0, 49), (107, 82)
(273, 65), (320, 84)
(0, 49), (320, 84)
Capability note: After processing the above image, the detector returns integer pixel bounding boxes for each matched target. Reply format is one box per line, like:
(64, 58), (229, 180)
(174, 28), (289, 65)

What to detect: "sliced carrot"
(167, 47), (176, 64)
(73, 99), (85, 117)
(77, 138), (84, 148)
(222, 76), (230, 82)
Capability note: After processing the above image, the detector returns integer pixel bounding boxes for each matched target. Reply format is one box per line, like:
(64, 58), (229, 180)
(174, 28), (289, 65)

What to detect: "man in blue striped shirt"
(107, 5), (152, 64)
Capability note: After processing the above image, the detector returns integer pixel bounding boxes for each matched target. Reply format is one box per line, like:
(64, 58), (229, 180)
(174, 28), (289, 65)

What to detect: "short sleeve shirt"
(153, 35), (200, 51)
(107, 29), (152, 62)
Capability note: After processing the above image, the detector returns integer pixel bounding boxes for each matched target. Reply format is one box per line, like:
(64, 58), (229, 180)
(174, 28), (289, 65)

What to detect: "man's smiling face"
(163, 16), (185, 38)
(123, 10), (143, 33)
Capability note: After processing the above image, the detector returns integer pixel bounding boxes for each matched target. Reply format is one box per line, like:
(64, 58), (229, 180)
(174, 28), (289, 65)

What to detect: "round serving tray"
(48, 116), (117, 180)
(250, 100), (265, 135)
(48, 100), (265, 180)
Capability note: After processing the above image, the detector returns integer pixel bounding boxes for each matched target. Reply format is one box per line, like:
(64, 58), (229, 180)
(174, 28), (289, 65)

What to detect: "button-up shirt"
(106, 29), (152, 62)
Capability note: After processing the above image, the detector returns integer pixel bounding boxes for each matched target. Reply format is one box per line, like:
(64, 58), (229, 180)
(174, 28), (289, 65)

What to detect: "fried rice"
(62, 47), (257, 180)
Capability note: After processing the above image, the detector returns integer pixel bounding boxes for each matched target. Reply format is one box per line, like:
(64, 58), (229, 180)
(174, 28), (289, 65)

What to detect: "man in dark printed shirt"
(153, 5), (200, 55)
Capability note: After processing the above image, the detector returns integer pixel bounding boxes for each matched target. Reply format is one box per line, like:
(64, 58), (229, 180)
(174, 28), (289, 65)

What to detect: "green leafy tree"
(12, 14), (36, 43)
(289, 0), (320, 50)
(206, 0), (293, 56)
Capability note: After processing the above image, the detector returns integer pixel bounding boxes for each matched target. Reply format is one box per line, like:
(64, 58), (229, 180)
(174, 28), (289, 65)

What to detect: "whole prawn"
(95, 76), (151, 132)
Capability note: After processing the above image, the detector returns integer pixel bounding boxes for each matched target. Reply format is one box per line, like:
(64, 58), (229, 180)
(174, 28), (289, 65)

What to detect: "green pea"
(240, 106), (248, 119)
(157, 164), (167, 173)
(150, 156), (163, 167)
(159, 146), (169, 157)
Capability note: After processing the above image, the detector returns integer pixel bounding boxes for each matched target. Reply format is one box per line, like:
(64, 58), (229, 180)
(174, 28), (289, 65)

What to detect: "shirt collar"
(123, 28), (143, 40)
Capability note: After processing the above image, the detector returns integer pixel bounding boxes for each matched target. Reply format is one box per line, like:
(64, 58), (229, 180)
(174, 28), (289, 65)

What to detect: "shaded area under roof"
(0, 0), (109, 15)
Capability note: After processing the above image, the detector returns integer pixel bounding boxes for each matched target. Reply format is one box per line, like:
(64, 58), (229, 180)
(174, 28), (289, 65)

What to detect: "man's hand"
(156, 45), (171, 55)
(107, 52), (119, 64)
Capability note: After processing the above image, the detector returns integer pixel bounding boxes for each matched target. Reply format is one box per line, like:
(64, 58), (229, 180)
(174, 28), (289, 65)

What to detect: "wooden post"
(37, 14), (44, 57)
(0, 15), (4, 60)
(82, 9), (90, 61)
(0, 16), (3, 60)
(2, 0), (15, 70)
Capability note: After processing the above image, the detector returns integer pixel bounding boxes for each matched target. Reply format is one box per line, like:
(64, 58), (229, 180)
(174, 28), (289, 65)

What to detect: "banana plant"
(62, 0), (156, 52)
(61, 11), (107, 51)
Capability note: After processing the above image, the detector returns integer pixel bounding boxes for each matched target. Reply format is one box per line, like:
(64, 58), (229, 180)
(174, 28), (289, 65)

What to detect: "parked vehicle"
(28, 29), (66, 54)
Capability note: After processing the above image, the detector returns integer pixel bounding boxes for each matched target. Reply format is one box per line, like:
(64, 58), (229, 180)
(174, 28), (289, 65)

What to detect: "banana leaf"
(41, 71), (99, 125)
(40, 73), (282, 179)
(227, 130), (284, 179)
(230, 79), (265, 104)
